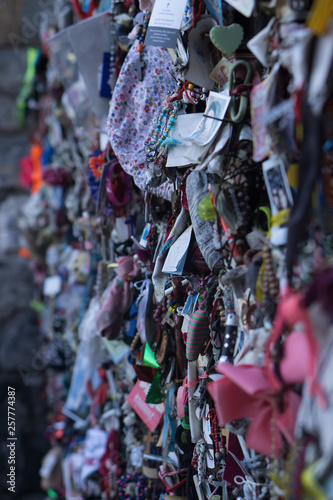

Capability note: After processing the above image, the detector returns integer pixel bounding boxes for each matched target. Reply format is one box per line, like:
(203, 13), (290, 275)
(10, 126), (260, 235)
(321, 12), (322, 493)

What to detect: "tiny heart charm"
(210, 24), (244, 56)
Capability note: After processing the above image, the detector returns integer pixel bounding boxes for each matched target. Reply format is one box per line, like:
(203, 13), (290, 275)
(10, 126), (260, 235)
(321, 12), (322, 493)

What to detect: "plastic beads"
(145, 101), (182, 162)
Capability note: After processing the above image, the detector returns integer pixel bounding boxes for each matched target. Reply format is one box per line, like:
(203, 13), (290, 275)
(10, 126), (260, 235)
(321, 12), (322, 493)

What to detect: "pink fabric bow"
(96, 256), (141, 339)
(208, 363), (301, 456)
(264, 286), (327, 407)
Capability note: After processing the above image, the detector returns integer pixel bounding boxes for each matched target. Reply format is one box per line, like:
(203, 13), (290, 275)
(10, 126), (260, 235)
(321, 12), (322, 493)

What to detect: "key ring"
(234, 474), (266, 487)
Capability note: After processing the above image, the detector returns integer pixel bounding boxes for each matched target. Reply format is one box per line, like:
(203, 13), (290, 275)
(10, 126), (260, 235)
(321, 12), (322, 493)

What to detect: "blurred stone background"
(0, 1), (50, 498)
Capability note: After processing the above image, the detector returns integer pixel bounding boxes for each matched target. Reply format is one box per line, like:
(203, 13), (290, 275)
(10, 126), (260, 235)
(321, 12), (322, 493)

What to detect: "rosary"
(134, 11), (150, 82)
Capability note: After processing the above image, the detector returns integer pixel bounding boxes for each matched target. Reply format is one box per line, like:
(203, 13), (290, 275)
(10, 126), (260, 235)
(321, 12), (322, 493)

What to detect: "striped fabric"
(185, 309), (210, 361)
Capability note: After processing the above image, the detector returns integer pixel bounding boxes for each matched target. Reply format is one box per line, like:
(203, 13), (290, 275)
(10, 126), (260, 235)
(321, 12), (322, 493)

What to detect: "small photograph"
(263, 157), (293, 215)
(186, 91), (231, 146)
(139, 222), (151, 248)
(210, 57), (234, 86)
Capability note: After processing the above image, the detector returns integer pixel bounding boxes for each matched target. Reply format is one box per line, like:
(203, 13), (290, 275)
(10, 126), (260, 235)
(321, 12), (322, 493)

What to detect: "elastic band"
(72, 0), (97, 19)
(254, 206), (272, 233)
(229, 60), (253, 123)
(142, 465), (158, 479)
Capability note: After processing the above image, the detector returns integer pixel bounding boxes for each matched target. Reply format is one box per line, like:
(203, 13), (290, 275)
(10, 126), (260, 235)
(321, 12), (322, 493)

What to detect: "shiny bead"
(188, 83), (194, 90)
(137, 43), (144, 53)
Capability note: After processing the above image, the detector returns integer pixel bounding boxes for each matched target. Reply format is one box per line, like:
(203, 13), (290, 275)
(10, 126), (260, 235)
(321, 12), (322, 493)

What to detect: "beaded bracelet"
(145, 101), (182, 163)
(117, 472), (148, 500)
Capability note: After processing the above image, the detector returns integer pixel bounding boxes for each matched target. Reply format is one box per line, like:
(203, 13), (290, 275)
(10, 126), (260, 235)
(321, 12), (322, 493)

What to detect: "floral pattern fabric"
(107, 41), (178, 199)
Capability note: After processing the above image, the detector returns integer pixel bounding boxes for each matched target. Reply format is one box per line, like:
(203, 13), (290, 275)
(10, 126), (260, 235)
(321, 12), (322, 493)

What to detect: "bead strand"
(146, 101), (181, 162)
(136, 11), (150, 52)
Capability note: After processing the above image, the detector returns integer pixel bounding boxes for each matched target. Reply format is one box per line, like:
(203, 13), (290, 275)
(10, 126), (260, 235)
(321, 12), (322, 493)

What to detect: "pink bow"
(208, 363), (300, 456)
(264, 286), (326, 407)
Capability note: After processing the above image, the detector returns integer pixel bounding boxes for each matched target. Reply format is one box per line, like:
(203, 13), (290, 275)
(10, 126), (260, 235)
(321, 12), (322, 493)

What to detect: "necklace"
(108, 0), (117, 88)
(133, 11), (150, 82)
(145, 101), (182, 163)
(136, 11), (150, 51)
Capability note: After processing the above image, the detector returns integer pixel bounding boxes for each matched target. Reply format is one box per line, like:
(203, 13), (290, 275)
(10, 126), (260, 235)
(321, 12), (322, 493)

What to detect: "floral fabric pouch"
(107, 41), (178, 199)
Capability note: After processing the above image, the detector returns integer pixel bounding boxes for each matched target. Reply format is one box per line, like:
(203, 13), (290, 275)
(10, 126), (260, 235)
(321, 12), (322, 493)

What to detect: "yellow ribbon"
(271, 208), (290, 228)
(306, 0), (333, 35)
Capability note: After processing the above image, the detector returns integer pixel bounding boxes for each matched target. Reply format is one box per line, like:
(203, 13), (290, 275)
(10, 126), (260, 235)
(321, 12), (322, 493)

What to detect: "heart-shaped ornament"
(210, 23), (244, 56)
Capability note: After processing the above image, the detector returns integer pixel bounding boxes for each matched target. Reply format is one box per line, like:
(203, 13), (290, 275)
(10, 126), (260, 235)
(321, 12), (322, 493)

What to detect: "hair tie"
(72, 0), (97, 19)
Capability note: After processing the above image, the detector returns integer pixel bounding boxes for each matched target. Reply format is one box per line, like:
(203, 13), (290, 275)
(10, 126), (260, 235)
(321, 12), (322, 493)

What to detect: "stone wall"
(0, 1), (51, 499)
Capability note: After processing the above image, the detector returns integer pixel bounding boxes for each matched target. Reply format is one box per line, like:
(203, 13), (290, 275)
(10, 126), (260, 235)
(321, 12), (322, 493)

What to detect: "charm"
(134, 56), (145, 82)
(219, 312), (238, 363)
(161, 309), (175, 328)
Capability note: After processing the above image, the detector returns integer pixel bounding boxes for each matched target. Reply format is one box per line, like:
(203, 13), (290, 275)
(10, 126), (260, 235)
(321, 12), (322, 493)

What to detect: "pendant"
(133, 56), (145, 82)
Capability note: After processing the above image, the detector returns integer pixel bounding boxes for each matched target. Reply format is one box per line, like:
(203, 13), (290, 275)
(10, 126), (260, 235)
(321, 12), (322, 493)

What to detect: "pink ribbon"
(208, 363), (301, 456)
(177, 372), (209, 418)
(264, 286), (327, 407)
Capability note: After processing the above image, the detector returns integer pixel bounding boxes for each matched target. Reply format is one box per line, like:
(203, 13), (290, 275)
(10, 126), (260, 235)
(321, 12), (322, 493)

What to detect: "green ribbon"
(143, 342), (160, 369)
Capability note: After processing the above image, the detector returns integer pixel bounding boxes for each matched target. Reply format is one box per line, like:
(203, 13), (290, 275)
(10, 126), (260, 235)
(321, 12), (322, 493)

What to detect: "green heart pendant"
(210, 23), (244, 56)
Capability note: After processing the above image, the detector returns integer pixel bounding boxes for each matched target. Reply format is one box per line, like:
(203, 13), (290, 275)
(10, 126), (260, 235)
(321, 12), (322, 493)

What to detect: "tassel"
(160, 137), (181, 150)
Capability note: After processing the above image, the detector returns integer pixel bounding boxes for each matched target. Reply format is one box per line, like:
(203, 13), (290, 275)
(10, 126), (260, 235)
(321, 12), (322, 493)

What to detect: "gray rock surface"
(0, 0), (21, 48)
(0, 195), (28, 252)
(0, 2), (54, 499)
(0, 48), (27, 94)
(0, 95), (22, 131)
(0, 133), (29, 191)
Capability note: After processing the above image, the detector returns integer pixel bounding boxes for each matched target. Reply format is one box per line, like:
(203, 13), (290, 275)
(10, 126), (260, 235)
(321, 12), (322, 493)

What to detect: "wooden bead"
(137, 43), (144, 53)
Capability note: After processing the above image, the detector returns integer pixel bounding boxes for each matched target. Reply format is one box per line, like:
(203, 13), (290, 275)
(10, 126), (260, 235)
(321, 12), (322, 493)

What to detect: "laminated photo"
(263, 156), (293, 216)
